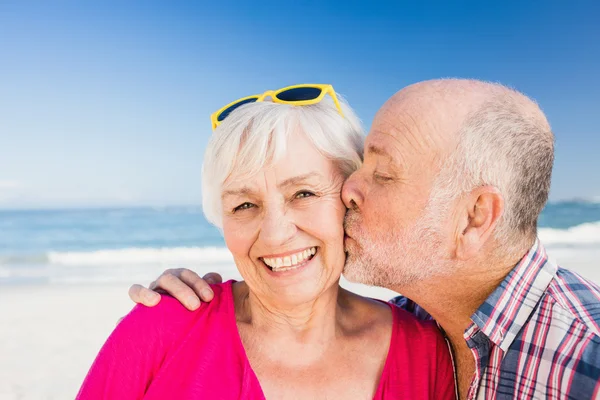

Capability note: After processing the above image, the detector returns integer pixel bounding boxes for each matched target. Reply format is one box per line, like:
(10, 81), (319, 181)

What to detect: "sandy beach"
(0, 284), (134, 400)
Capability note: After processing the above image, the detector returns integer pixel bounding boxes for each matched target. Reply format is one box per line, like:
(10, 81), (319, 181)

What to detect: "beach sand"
(0, 284), (134, 400)
(0, 252), (597, 400)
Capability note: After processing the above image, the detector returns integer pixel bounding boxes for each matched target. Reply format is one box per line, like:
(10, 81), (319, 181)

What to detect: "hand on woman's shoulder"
(118, 282), (228, 344)
(127, 293), (201, 325)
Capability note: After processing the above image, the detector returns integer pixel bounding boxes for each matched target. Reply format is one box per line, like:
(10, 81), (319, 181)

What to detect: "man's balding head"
(342, 78), (554, 289)
(384, 78), (553, 242)
(380, 79), (551, 154)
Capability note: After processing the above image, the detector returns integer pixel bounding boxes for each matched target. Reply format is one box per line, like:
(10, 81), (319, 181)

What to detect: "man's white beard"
(343, 202), (452, 290)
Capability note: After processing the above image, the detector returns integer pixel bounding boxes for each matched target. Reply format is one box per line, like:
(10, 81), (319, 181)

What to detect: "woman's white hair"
(202, 95), (365, 229)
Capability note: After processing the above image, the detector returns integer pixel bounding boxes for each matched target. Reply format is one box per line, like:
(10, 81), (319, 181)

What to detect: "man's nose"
(258, 206), (296, 247)
(342, 172), (364, 211)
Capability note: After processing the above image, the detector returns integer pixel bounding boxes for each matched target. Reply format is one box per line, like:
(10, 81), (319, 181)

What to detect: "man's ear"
(455, 186), (504, 260)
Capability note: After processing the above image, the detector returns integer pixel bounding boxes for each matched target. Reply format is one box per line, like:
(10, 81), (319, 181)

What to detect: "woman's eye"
(295, 191), (315, 199)
(233, 202), (255, 212)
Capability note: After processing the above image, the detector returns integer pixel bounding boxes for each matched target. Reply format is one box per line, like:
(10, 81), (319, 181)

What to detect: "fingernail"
(188, 296), (200, 309)
(201, 288), (213, 301)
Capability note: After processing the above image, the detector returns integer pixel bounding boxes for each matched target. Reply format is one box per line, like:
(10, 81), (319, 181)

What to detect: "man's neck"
(396, 249), (525, 341)
(394, 250), (527, 400)
(418, 268), (506, 337)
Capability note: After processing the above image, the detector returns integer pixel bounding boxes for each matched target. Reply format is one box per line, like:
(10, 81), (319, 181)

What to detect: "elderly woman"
(77, 85), (455, 399)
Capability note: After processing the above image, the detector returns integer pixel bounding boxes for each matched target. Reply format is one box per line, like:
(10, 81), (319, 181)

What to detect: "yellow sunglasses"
(210, 84), (345, 130)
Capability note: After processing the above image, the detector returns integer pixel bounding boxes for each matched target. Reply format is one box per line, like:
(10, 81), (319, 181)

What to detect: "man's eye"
(295, 191), (315, 199)
(233, 202), (255, 212)
(373, 173), (393, 182)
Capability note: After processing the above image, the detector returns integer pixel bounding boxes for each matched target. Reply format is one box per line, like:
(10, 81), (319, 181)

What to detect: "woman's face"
(221, 129), (347, 306)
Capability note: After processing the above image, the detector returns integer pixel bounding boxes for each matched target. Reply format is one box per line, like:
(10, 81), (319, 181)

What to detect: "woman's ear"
(455, 186), (504, 261)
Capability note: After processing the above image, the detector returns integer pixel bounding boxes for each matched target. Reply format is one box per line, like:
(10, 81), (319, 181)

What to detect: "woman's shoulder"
(120, 281), (235, 341)
(76, 282), (239, 398)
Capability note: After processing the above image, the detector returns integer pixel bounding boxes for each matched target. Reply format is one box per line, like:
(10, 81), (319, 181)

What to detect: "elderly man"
(130, 79), (600, 399)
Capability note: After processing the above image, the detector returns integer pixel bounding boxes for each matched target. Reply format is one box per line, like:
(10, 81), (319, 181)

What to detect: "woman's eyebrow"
(222, 172), (323, 199)
(221, 187), (254, 199)
(278, 172), (322, 189)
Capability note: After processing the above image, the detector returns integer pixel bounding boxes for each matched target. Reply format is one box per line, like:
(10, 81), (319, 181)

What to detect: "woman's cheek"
(296, 200), (345, 238)
(223, 218), (258, 256)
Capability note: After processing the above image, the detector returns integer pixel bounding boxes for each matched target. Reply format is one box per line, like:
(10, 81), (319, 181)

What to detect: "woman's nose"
(341, 172), (364, 211)
(258, 207), (296, 247)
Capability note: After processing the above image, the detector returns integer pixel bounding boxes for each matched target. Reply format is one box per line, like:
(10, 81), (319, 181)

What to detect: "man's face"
(341, 100), (454, 291)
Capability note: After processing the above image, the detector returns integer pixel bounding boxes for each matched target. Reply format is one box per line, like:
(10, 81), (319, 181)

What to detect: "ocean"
(1, 201), (599, 286)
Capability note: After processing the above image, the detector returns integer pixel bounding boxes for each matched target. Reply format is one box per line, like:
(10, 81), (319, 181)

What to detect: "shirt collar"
(468, 238), (558, 352)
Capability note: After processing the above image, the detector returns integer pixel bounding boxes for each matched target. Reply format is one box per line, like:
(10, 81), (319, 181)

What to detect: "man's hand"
(128, 269), (223, 311)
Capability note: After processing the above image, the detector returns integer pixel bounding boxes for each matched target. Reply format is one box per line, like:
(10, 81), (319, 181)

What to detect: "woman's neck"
(233, 281), (343, 343)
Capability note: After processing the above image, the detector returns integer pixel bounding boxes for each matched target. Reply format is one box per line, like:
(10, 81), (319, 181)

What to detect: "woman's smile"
(259, 246), (318, 274)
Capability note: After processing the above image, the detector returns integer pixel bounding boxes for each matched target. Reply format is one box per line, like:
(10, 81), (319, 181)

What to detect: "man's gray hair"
(202, 96), (365, 229)
(432, 85), (554, 251)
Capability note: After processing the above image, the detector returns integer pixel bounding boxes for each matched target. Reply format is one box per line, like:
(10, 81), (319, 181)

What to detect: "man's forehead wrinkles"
(371, 129), (409, 157)
(393, 104), (441, 145)
(366, 131), (409, 172)
(381, 103), (452, 161)
(378, 107), (422, 140)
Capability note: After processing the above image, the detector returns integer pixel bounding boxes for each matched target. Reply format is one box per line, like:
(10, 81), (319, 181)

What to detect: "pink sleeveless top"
(77, 281), (455, 399)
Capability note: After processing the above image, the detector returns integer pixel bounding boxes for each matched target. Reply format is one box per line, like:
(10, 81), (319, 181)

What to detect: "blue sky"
(1, 1), (599, 208)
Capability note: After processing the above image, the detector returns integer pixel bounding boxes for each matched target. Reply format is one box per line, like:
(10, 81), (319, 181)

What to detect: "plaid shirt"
(392, 239), (600, 399)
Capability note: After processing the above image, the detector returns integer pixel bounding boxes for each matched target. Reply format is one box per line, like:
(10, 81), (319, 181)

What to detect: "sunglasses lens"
(276, 87), (322, 102)
(217, 98), (259, 122)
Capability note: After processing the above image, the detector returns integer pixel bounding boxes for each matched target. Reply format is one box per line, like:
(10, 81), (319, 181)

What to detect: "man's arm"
(129, 268), (439, 324)
(129, 268), (437, 321)
(129, 269), (223, 310)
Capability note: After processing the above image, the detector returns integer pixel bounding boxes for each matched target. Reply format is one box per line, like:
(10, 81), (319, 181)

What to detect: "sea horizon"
(1, 200), (599, 287)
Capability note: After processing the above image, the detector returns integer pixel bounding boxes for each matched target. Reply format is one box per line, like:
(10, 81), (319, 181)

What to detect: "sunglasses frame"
(210, 84), (344, 130)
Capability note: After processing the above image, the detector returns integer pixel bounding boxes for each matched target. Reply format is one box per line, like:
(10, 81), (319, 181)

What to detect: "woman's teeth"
(262, 247), (317, 272)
